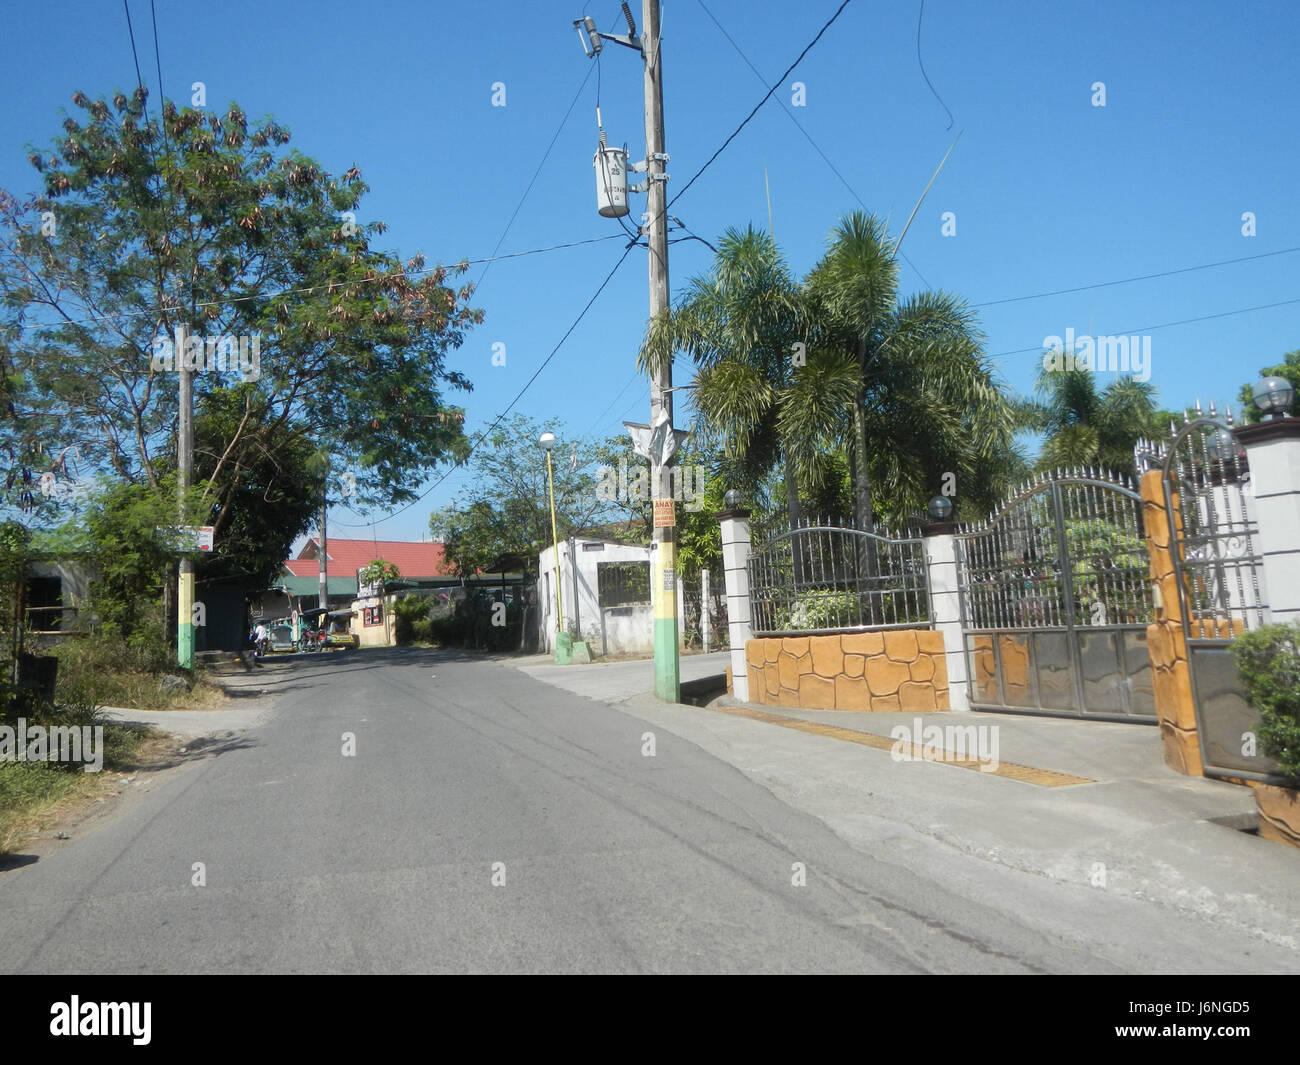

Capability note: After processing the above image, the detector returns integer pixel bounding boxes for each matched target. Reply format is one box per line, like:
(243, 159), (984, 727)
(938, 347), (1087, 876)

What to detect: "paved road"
(0, 648), (1292, 973)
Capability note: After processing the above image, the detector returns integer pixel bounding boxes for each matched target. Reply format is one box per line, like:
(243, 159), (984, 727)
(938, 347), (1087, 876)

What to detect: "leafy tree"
(0, 88), (480, 540)
(1237, 348), (1300, 423)
(358, 559), (400, 589)
(589, 433), (730, 574)
(429, 416), (613, 577)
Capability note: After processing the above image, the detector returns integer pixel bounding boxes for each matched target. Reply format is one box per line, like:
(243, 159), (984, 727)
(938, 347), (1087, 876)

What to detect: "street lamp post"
(539, 432), (569, 662)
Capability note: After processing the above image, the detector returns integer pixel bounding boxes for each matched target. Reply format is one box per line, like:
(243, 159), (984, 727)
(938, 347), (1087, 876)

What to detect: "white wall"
(538, 539), (654, 655)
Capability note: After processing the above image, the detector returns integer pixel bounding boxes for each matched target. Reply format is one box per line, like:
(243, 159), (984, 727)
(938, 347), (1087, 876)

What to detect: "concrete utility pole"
(643, 0), (679, 702)
(318, 467), (328, 612)
(177, 338), (195, 670)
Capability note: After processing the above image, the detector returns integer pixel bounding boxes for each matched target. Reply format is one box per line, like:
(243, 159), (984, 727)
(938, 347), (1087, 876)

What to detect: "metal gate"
(957, 469), (1156, 720)
(1158, 417), (1278, 780)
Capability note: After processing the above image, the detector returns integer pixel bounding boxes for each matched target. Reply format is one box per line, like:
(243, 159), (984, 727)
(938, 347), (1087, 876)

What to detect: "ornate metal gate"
(957, 469), (1156, 719)
(1156, 417), (1278, 780)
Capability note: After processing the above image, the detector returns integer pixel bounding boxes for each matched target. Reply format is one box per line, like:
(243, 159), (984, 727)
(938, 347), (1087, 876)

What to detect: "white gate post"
(719, 503), (753, 701)
(1235, 418), (1300, 625)
(923, 520), (970, 711)
(701, 568), (711, 653)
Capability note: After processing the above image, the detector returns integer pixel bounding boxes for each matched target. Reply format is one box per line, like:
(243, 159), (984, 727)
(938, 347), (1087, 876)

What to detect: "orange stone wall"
(744, 629), (950, 711)
(969, 633), (1032, 705)
(1140, 469), (1204, 775)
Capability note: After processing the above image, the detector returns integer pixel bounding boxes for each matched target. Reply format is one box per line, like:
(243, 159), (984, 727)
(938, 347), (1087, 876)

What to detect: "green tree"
(801, 212), (1021, 526)
(0, 88), (480, 538)
(429, 416), (613, 578)
(1237, 348), (1300, 423)
(1023, 365), (1163, 478)
(639, 226), (809, 526)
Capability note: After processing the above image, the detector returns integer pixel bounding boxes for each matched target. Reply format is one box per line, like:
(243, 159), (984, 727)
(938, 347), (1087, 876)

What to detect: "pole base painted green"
(654, 617), (679, 701)
(178, 622), (195, 671)
(554, 631), (573, 665)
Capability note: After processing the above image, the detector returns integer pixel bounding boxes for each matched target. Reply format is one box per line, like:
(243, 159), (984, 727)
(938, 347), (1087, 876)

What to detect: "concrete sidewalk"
(513, 650), (730, 703)
(517, 655), (1300, 952)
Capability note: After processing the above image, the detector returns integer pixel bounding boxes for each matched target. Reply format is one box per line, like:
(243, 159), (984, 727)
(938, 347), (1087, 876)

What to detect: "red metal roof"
(284, 539), (453, 579)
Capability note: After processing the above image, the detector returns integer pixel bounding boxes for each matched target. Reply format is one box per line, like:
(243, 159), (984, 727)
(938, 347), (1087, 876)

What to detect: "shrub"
(1231, 622), (1300, 787)
(392, 595), (433, 646)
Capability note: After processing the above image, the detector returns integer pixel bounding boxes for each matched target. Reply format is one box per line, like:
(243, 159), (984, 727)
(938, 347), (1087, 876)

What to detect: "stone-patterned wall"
(744, 629), (949, 711)
(969, 634), (1034, 705)
(1140, 469), (1204, 775)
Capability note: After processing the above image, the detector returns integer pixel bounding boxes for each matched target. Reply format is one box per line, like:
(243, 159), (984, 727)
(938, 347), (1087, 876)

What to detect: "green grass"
(51, 635), (225, 711)
(0, 697), (152, 855)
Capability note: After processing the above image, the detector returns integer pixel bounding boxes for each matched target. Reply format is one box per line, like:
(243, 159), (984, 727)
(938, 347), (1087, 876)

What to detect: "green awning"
(275, 575), (358, 596)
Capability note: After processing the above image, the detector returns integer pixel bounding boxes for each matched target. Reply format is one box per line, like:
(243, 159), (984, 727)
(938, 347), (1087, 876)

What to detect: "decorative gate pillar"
(1235, 419), (1300, 626)
(922, 521), (970, 711)
(1139, 469), (1203, 776)
(718, 504), (753, 701)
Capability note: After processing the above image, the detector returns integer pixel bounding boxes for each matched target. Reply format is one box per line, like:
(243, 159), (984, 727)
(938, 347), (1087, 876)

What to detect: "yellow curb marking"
(704, 703), (1094, 788)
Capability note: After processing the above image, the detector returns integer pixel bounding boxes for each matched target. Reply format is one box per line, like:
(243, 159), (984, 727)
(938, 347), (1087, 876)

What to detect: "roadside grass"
(52, 636), (227, 711)
(0, 699), (156, 856)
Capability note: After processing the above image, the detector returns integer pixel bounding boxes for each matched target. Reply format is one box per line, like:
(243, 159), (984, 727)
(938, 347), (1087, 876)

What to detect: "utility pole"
(575, 0), (678, 698)
(643, 0), (679, 702)
(177, 332), (195, 670)
(318, 468), (329, 613)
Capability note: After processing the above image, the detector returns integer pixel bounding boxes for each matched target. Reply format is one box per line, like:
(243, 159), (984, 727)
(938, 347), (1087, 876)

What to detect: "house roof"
(284, 538), (453, 580)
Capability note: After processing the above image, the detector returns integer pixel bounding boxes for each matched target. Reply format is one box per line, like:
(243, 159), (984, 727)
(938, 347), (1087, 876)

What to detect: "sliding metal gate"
(957, 469), (1156, 720)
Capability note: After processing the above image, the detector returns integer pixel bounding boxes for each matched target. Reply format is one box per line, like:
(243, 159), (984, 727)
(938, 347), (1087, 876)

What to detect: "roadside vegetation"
(0, 691), (155, 856)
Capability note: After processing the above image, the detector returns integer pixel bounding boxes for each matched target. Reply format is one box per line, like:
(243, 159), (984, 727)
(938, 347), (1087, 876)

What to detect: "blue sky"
(3, 0), (1297, 543)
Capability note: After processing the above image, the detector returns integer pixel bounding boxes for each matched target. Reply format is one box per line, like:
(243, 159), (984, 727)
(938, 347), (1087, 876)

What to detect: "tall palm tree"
(640, 225), (812, 527)
(800, 212), (1020, 529)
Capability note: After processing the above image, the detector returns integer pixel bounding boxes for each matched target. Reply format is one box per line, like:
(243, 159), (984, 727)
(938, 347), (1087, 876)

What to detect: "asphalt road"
(0, 647), (1290, 973)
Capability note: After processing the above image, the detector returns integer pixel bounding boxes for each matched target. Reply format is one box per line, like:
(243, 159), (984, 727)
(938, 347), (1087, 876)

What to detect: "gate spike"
(1208, 399), (1218, 418)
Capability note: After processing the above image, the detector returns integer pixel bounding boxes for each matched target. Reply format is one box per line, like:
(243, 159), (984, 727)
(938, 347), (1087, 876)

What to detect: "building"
(537, 538), (654, 656)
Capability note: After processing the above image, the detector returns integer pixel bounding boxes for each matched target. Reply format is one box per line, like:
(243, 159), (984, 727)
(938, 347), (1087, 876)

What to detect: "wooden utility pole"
(643, 0), (679, 702)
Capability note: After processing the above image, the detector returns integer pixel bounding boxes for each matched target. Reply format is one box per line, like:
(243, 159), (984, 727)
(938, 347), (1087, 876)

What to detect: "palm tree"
(800, 212), (1020, 529)
(1024, 365), (1161, 478)
(640, 225), (811, 527)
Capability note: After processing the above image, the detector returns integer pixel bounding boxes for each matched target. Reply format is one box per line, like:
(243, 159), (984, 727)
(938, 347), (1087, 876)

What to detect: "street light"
(1252, 376), (1295, 421)
(928, 495), (954, 521)
(724, 489), (742, 509)
(1210, 427), (1239, 463)
(538, 431), (565, 657)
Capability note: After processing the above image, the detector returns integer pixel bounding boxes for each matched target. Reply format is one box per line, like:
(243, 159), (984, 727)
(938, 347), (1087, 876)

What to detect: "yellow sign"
(654, 499), (676, 528)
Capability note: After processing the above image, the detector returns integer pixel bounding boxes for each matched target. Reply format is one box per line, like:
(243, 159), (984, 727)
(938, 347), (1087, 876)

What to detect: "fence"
(746, 517), (930, 636)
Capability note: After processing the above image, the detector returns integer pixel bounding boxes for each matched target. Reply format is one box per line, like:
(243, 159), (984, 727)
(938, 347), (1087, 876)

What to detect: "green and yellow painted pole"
(652, 496), (679, 700)
(177, 340), (195, 670)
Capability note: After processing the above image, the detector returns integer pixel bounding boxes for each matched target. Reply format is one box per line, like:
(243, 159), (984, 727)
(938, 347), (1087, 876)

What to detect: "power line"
(691, 0), (930, 288)
(332, 240), (640, 529)
(666, 0), (854, 212)
(120, 0), (150, 123)
(974, 246), (1300, 309)
(10, 234), (629, 332)
(989, 296), (1300, 361)
(915, 0), (954, 130)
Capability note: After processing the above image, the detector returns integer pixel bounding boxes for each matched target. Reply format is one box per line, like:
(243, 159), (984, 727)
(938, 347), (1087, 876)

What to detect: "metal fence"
(747, 520), (930, 636)
(960, 473), (1152, 632)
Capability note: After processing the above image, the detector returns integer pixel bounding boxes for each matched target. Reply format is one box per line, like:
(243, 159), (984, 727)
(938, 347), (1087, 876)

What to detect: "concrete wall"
(743, 628), (950, 711)
(538, 540), (654, 656)
(352, 595), (393, 648)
